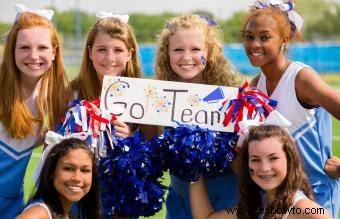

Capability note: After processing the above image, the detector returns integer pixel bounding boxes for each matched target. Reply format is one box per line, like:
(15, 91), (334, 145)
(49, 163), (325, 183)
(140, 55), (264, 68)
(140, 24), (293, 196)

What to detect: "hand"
(324, 156), (340, 179)
(112, 119), (131, 138)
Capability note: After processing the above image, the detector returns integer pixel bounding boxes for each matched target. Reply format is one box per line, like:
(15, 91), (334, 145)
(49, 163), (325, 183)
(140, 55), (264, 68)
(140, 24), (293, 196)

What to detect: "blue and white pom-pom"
(99, 132), (166, 218)
(157, 124), (238, 183)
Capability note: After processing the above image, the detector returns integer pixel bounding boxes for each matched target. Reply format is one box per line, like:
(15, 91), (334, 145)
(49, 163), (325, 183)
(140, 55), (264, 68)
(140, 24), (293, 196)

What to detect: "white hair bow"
(95, 12), (129, 23)
(236, 110), (292, 148)
(253, 0), (304, 32)
(14, 4), (54, 21)
(33, 131), (88, 184)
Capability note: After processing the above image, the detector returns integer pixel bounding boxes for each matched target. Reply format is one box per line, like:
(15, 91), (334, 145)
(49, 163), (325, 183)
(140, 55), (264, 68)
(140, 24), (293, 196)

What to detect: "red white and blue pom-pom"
(55, 99), (117, 158)
(220, 82), (277, 132)
(99, 132), (166, 218)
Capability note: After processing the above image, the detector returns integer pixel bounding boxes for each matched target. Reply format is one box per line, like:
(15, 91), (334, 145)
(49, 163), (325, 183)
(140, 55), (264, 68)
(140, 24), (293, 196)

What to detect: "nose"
(182, 50), (192, 60)
(71, 170), (82, 182)
(106, 50), (116, 62)
(259, 160), (271, 172)
(28, 48), (39, 60)
(249, 38), (261, 48)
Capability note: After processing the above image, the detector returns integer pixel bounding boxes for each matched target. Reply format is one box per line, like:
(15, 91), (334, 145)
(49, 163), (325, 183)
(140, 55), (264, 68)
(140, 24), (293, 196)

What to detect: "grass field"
(24, 74), (340, 219)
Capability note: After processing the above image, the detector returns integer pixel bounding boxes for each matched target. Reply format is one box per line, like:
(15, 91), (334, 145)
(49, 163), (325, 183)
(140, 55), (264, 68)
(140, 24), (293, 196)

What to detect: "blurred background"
(1, 0), (340, 78)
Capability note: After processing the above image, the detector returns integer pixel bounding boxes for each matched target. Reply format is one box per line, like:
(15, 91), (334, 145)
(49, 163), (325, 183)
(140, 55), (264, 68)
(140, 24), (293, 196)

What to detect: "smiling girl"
(155, 14), (243, 219)
(190, 125), (331, 219)
(16, 137), (100, 219)
(70, 14), (142, 139)
(0, 6), (69, 218)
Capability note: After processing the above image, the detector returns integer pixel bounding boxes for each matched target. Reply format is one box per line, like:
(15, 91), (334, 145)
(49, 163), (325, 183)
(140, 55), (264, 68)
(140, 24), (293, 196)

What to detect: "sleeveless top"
(0, 83), (40, 198)
(256, 61), (333, 186)
(258, 190), (308, 219)
(24, 199), (53, 219)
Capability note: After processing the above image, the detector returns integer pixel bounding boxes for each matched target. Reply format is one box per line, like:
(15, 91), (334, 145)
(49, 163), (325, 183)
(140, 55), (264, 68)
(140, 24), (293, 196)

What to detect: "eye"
(81, 168), (92, 173)
(114, 48), (124, 53)
(270, 156), (279, 161)
(19, 45), (29, 50)
(260, 35), (271, 41)
(173, 48), (183, 52)
(249, 158), (260, 163)
(39, 45), (49, 50)
(192, 48), (201, 52)
(63, 166), (74, 171)
(244, 34), (253, 40)
(96, 47), (107, 52)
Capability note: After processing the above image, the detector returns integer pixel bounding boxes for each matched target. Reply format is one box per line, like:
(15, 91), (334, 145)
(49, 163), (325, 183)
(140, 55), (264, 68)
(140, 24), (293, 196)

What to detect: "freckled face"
(248, 137), (287, 196)
(168, 27), (207, 83)
(89, 32), (132, 84)
(15, 26), (55, 83)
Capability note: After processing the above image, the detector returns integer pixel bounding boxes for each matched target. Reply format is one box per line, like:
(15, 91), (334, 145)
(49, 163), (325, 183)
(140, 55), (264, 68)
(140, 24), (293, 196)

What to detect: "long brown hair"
(155, 14), (242, 86)
(237, 125), (312, 219)
(0, 12), (69, 138)
(71, 17), (142, 100)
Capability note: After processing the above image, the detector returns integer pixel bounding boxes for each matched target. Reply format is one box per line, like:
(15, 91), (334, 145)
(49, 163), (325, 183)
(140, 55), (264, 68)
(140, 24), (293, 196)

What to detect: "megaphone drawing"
(203, 87), (225, 104)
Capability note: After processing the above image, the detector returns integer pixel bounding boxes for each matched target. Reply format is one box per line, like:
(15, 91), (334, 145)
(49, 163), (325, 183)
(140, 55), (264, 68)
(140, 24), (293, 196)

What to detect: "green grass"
(24, 73), (340, 218)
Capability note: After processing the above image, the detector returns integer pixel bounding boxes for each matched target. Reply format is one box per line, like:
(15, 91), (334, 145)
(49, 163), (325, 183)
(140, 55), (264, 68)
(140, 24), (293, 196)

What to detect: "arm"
(295, 68), (340, 120)
(293, 199), (332, 219)
(15, 205), (50, 219)
(189, 176), (214, 219)
(189, 176), (236, 219)
(324, 156), (340, 179)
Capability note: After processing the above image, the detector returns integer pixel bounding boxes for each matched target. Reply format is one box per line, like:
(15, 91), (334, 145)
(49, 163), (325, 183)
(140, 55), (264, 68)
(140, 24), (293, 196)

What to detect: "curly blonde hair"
(155, 14), (242, 86)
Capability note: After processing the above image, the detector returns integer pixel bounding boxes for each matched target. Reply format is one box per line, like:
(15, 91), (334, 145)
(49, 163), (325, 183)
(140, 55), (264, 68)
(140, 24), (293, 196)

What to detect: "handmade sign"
(100, 76), (238, 132)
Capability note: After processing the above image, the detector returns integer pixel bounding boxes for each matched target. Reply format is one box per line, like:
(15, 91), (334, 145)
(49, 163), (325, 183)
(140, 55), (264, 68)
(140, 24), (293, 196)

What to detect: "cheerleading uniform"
(0, 89), (40, 218)
(258, 190), (308, 219)
(24, 199), (53, 219)
(257, 61), (340, 218)
(166, 170), (238, 219)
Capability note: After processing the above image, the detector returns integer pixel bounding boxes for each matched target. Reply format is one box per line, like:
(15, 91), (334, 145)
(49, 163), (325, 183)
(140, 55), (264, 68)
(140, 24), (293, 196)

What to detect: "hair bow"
(199, 15), (217, 26)
(236, 110), (291, 149)
(33, 131), (88, 184)
(14, 4), (54, 21)
(253, 0), (304, 32)
(95, 12), (129, 23)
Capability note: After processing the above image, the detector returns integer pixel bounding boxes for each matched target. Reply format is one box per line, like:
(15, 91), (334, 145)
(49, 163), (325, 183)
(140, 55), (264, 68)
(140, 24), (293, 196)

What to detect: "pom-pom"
(159, 124), (238, 183)
(99, 132), (166, 218)
(55, 99), (117, 158)
(220, 82), (277, 132)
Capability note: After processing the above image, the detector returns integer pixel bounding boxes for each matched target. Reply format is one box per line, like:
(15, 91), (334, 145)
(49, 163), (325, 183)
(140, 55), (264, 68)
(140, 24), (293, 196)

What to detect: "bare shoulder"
(289, 199), (332, 219)
(249, 74), (261, 87)
(15, 205), (50, 219)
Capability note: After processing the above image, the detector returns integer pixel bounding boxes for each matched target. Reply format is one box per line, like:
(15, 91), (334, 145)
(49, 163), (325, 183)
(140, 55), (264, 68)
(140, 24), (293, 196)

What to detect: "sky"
(0, 0), (255, 22)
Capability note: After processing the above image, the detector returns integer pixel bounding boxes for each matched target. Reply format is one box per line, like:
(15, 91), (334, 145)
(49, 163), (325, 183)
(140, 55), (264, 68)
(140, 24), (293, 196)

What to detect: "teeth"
(251, 52), (263, 57)
(260, 175), (274, 180)
(27, 63), (42, 69)
(180, 64), (194, 70)
(67, 185), (82, 192)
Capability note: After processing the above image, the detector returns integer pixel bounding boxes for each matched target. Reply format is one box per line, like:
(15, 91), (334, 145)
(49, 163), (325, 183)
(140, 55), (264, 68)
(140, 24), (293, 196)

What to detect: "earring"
(280, 44), (286, 51)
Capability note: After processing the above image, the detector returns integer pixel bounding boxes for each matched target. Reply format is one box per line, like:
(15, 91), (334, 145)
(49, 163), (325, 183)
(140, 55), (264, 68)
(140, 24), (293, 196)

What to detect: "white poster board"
(100, 76), (238, 132)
